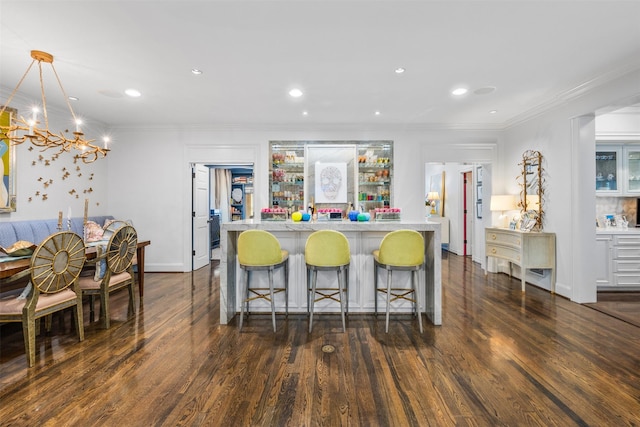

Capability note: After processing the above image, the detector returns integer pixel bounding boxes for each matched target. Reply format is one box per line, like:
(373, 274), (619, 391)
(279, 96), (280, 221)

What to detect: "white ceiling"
(2, 0), (640, 129)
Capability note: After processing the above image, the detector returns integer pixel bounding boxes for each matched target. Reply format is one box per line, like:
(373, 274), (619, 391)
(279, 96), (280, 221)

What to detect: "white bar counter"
(220, 220), (442, 326)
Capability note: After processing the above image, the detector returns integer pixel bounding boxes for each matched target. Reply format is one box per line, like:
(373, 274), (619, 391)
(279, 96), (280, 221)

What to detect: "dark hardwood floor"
(1, 253), (639, 426)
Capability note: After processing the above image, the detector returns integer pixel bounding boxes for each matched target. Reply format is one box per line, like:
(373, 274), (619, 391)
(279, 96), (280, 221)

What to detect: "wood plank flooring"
(1, 253), (639, 426)
(585, 292), (640, 328)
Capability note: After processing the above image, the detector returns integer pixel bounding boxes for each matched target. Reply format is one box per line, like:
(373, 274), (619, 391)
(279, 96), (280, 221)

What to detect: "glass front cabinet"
(269, 141), (393, 213)
(596, 143), (640, 195)
(596, 145), (622, 194)
(624, 146), (640, 194)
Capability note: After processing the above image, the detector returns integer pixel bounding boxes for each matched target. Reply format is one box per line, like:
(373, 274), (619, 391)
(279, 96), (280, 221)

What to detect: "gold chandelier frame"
(0, 50), (108, 164)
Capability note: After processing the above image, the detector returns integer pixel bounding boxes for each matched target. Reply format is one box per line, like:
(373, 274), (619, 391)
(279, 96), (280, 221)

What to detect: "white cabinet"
(595, 234), (613, 287)
(623, 146), (640, 194)
(596, 145), (622, 194)
(596, 143), (640, 195)
(427, 216), (449, 245)
(596, 232), (640, 290)
(485, 227), (556, 293)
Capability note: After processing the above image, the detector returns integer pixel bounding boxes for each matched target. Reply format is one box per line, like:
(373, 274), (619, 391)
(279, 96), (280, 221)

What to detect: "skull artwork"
(320, 165), (342, 200)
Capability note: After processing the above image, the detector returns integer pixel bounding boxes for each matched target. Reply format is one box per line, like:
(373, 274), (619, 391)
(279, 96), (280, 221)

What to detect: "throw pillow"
(93, 244), (108, 281)
(84, 220), (104, 242)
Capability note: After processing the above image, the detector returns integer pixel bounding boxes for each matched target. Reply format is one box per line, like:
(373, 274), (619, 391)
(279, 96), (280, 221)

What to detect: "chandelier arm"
(1, 50), (107, 164)
(38, 60), (50, 129)
(50, 62), (79, 125)
(0, 59), (37, 117)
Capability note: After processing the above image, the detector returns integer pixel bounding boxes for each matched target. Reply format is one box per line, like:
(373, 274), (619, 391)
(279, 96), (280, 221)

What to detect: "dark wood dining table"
(0, 240), (151, 297)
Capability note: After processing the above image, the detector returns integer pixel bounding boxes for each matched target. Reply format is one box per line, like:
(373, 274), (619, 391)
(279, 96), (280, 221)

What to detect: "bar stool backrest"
(238, 230), (284, 266)
(305, 230), (350, 267)
(378, 230), (424, 267)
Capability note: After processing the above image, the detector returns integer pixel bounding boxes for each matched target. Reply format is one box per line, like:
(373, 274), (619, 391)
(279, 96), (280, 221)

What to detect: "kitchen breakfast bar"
(219, 220), (442, 326)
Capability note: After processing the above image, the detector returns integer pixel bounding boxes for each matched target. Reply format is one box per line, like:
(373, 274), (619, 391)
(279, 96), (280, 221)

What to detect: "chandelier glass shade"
(0, 50), (108, 164)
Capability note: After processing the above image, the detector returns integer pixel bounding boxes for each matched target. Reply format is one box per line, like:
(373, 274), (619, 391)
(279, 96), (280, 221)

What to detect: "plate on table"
(0, 240), (37, 257)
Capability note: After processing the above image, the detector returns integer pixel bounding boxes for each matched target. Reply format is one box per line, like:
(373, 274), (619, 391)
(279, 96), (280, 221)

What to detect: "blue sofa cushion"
(0, 216), (114, 248)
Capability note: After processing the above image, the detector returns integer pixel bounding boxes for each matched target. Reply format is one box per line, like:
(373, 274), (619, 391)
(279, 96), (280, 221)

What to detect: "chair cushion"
(0, 289), (25, 315)
(0, 288), (77, 315)
(78, 271), (132, 290)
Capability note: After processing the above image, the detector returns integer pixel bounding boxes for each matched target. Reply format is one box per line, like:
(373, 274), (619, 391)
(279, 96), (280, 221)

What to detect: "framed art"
(0, 106), (17, 212)
(476, 201), (482, 219)
(476, 165), (483, 184)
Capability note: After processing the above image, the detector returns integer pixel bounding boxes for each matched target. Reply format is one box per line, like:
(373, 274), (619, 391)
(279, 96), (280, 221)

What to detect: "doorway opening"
(208, 164), (254, 261)
(191, 163), (254, 270)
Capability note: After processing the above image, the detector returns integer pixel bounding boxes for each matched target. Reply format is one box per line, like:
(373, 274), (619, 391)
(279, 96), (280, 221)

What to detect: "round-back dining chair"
(0, 231), (86, 367)
(78, 225), (137, 329)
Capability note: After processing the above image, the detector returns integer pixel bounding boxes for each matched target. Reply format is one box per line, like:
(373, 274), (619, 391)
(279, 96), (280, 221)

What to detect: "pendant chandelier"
(0, 50), (108, 164)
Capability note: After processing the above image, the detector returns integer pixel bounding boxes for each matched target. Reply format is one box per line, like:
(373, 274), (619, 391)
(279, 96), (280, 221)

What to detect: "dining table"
(0, 240), (151, 297)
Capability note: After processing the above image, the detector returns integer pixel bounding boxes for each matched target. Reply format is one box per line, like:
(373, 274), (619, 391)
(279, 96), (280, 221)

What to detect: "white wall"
(501, 69), (640, 303)
(0, 92), (110, 223)
(107, 126), (500, 272)
(5, 68), (640, 304)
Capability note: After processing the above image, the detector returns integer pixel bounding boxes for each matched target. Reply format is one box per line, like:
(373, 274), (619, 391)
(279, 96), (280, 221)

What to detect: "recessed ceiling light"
(395, 67), (405, 74)
(451, 87), (468, 96)
(474, 86), (496, 95)
(489, 110), (498, 114)
(374, 111), (381, 116)
(125, 88), (141, 98)
(68, 96), (79, 101)
(289, 88), (303, 98)
(302, 111), (308, 116)
(191, 69), (203, 75)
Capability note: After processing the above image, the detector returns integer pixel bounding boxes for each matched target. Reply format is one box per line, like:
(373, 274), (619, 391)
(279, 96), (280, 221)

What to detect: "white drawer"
(613, 260), (640, 272)
(613, 246), (640, 259)
(486, 231), (521, 248)
(614, 235), (640, 246)
(486, 244), (521, 263)
(614, 273), (640, 286)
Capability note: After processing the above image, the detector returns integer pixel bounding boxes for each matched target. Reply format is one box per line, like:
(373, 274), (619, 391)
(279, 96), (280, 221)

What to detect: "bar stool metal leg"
(413, 269), (423, 333)
(337, 267), (346, 332)
(309, 268), (317, 333)
(385, 270), (393, 333)
(268, 267), (276, 332)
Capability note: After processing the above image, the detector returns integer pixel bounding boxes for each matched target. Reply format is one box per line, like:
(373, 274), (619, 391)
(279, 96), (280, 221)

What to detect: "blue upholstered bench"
(0, 216), (114, 249)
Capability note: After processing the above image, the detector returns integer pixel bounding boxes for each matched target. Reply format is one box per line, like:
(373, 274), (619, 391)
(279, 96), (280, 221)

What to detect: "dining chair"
(305, 230), (350, 333)
(373, 229), (424, 333)
(102, 220), (138, 269)
(237, 229), (289, 332)
(0, 231), (86, 367)
(78, 225), (137, 329)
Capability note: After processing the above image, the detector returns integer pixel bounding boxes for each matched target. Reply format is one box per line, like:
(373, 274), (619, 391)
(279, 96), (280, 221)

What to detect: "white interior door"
(192, 164), (210, 270)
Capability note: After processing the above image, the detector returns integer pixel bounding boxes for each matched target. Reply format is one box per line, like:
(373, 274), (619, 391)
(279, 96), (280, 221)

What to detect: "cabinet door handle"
(491, 248), (497, 254)
(516, 239), (521, 245)
(491, 234), (496, 240)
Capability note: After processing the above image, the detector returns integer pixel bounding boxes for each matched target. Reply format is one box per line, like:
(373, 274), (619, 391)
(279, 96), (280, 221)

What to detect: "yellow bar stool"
(373, 229), (424, 333)
(305, 230), (350, 333)
(238, 230), (289, 332)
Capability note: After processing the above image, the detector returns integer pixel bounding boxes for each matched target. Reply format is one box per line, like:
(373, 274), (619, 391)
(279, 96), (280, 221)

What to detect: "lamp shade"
(490, 195), (517, 212)
(427, 191), (440, 201)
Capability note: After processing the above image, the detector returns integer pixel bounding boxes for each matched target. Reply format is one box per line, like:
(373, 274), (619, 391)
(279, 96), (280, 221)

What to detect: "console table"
(220, 220), (442, 326)
(485, 227), (556, 292)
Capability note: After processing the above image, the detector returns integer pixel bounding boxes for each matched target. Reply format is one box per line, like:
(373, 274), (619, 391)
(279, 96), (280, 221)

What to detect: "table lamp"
(427, 191), (440, 216)
(490, 195), (517, 227)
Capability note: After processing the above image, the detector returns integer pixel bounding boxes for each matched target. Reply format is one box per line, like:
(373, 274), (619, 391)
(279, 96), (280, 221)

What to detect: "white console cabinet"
(596, 231), (640, 290)
(485, 227), (556, 293)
